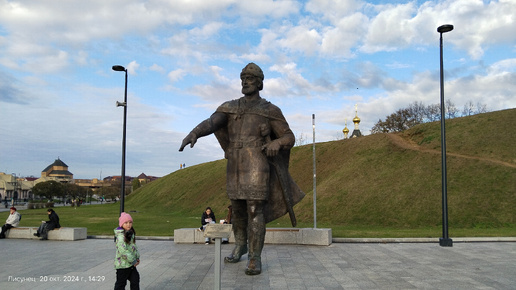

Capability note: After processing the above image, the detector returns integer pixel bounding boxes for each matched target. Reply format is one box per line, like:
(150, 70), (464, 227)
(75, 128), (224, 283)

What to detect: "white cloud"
(149, 64), (165, 74)
(320, 13), (368, 57)
(305, 0), (363, 23)
(488, 58), (516, 74)
(277, 24), (322, 56)
(361, 2), (418, 53)
(233, 0), (300, 19)
(167, 69), (186, 83)
(0, 0), (515, 178)
(127, 61), (140, 75)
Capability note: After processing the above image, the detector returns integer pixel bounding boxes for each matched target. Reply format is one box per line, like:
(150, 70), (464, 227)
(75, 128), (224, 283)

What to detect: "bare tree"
(408, 101), (426, 124)
(371, 100), (490, 134)
(476, 102), (488, 114)
(371, 107), (422, 134)
(295, 132), (307, 147)
(371, 119), (388, 134)
(462, 100), (475, 116)
(424, 104), (441, 122)
(445, 99), (458, 119)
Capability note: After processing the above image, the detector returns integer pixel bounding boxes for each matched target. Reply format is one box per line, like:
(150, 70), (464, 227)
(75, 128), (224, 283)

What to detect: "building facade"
(0, 173), (35, 201)
(1, 158), (159, 202)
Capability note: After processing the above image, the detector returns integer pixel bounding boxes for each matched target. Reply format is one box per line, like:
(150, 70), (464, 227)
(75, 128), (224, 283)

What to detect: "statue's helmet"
(241, 63), (264, 90)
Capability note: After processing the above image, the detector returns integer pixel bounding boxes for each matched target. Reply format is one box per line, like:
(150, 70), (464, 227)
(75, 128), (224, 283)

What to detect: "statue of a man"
(179, 63), (304, 275)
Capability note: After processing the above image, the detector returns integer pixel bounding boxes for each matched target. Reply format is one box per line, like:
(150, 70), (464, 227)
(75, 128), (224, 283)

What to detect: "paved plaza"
(0, 237), (515, 289)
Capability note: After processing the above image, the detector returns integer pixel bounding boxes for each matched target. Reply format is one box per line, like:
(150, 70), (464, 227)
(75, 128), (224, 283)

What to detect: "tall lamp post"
(11, 173), (17, 206)
(437, 24), (453, 247)
(312, 114), (317, 229)
(112, 65), (128, 216)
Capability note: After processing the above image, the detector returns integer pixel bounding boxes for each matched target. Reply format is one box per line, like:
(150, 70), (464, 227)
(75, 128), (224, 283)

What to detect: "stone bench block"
(174, 228), (235, 244)
(5, 227), (87, 241)
(300, 228), (332, 246)
(265, 228), (300, 244)
(174, 228), (332, 246)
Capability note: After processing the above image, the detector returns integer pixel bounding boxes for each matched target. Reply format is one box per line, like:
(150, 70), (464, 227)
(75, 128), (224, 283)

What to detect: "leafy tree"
(132, 178), (141, 191)
(63, 183), (87, 200)
(101, 181), (121, 201)
(32, 180), (64, 200)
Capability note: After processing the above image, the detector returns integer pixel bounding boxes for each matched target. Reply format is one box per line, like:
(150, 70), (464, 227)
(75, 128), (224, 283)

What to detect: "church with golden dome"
(343, 104), (362, 139)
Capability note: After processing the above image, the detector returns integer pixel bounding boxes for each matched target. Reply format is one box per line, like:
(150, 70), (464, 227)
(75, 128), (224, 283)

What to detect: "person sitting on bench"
(0, 207), (21, 239)
(34, 209), (60, 240)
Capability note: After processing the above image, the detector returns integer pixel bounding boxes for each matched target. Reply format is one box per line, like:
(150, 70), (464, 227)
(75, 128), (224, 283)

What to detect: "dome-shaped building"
(41, 157), (73, 183)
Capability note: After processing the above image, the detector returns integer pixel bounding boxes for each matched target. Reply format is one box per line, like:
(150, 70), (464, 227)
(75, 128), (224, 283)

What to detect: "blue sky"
(1, 0), (515, 179)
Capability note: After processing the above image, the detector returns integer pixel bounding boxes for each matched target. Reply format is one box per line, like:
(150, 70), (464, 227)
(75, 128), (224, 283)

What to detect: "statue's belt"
(229, 140), (265, 149)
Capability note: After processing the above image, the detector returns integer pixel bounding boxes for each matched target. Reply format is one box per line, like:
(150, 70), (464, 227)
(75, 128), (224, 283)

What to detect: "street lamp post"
(112, 65), (128, 216)
(312, 114), (317, 229)
(437, 24), (453, 247)
(11, 173), (17, 206)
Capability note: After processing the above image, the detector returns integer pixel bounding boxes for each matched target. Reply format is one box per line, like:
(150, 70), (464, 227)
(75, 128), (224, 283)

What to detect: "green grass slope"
(123, 108), (515, 236)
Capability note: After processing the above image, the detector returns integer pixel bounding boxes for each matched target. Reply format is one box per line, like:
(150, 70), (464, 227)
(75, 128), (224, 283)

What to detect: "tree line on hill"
(31, 180), (121, 202)
(371, 100), (488, 134)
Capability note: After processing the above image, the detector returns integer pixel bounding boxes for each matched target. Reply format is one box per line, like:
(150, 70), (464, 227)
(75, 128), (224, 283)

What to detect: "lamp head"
(437, 24), (454, 33)
(112, 65), (126, 72)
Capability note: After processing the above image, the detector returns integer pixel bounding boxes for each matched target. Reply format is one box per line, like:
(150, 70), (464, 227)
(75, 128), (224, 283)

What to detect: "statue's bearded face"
(241, 73), (261, 95)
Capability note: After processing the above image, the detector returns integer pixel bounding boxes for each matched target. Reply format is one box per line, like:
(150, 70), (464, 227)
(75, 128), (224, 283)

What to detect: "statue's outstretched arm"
(179, 112), (227, 151)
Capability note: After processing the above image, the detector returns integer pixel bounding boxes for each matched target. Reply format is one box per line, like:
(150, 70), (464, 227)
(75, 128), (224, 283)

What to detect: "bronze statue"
(179, 63), (304, 275)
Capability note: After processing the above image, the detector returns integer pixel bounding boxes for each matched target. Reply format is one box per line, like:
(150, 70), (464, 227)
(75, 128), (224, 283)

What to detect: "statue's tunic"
(214, 97), (305, 222)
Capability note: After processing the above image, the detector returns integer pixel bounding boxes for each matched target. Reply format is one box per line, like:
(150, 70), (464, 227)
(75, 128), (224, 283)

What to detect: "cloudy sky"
(1, 0), (515, 179)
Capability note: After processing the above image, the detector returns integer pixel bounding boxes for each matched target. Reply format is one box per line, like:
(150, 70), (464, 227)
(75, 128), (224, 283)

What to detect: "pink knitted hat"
(119, 212), (133, 227)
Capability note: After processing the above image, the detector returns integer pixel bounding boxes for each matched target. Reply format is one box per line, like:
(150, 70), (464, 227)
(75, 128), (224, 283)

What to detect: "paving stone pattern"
(0, 238), (515, 289)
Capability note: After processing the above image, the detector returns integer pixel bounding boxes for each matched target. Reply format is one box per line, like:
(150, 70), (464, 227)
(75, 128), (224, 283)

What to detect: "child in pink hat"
(114, 212), (140, 289)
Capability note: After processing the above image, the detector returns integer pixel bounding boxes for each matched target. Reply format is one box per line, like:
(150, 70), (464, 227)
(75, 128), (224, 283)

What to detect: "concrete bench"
(174, 227), (332, 246)
(4, 227), (87, 241)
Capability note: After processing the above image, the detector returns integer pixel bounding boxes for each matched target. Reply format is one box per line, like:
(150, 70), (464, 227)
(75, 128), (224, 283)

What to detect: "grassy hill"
(121, 108), (515, 237)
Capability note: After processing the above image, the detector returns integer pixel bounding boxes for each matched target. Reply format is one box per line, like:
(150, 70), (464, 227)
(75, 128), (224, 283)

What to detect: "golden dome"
(353, 115), (360, 123)
(342, 126), (349, 133)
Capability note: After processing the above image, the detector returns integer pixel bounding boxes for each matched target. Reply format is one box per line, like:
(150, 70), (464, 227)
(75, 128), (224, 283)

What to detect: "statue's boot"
(245, 201), (265, 275)
(245, 256), (262, 275)
(224, 244), (248, 263)
(225, 201), (248, 263)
